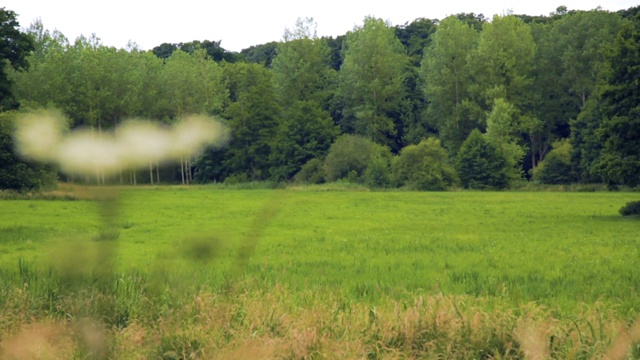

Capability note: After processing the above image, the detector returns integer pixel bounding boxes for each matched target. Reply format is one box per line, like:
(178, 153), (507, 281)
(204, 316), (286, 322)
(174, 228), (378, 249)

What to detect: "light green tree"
(161, 49), (225, 118)
(421, 16), (480, 153)
(550, 10), (623, 109)
(271, 17), (335, 108)
(484, 98), (525, 183)
(339, 17), (409, 149)
(468, 15), (536, 115)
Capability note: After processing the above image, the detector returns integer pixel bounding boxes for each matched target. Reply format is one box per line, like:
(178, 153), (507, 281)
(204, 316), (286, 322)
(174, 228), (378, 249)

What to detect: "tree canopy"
(2, 7), (639, 189)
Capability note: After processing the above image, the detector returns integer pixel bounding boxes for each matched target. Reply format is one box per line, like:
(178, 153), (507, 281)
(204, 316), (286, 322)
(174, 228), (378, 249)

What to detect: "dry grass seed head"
(0, 322), (74, 360)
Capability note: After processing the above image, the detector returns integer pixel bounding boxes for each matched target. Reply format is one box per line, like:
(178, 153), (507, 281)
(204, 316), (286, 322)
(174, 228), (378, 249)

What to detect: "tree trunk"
(180, 158), (185, 185)
(530, 136), (537, 170)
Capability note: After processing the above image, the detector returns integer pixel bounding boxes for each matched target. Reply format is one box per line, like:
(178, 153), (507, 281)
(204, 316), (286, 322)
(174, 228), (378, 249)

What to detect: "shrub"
(392, 138), (458, 191)
(532, 139), (576, 184)
(364, 154), (391, 189)
(323, 135), (391, 183)
(456, 129), (508, 190)
(619, 201), (640, 216)
(294, 158), (325, 184)
(223, 172), (249, 185)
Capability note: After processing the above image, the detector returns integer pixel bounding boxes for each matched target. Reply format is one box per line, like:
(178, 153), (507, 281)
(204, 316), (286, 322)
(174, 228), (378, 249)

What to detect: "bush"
(364, 154), (391, 189)
(392, 138), (458, 191)
(323, 135), (391, 183)
(620, 201), (640, 216)
(456, 129), (509, 190)
(294, 158), (325, 184)
(532, 139), (576, 184)
(223, 172), (249, 185)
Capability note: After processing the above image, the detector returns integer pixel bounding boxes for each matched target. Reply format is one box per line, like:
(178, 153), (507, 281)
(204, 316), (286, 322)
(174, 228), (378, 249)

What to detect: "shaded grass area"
(1, 185), (639, 358)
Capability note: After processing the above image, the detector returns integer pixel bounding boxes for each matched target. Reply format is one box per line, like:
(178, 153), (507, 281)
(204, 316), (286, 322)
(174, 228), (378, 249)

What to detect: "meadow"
(1, 185), (639, 359)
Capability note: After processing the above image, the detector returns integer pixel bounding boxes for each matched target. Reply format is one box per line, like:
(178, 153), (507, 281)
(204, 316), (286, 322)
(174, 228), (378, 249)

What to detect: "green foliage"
(532, 139), (575, 184)
(570, 99), (604, 182)
(221, 62), (281, 180)
(162, 49), (226, 117)
(152, 39), (240, 63)
(549, 10), (623, 109)
(0, 7), (34, 110)
(5, 10), (640, 188)
(619, 200), (640, 216)
(422, 16), (479, 153)
(364, 153), (391, 189)
(594, 111), (640, 187)
(339, 17), (408, 149)
(239, 41), (279, 67)
(294, 158), (325, 184)
(269, 100), (338, 181)
(323, 134), (391, 183)
(0, 111), (57, 191)
(271, 18), (336, 108)
(151, 42), (177, 59)
(485, 98), (526, 183)
(394, 18), (438, 65)
(596, 19), (640, 187)
(456, 129), (509, 189)
(392, 138), (458, 190)
(469, 15), (536, 114)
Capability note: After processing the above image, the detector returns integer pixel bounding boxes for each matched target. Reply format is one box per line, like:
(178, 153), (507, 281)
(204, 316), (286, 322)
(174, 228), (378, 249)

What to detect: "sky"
(4, 0), (638, 52)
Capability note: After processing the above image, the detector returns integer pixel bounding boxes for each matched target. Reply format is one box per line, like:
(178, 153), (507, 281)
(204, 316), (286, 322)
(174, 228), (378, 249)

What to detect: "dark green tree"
(575, 15), (640, 186)
(570, 99), (605, 182)
(221, 62), (281, 180)
(0, 111), (57, 191)
(240, 41), (279, 67)
(455, 13), (487, 32)
(0, 7), (34, 110)
(395, 18), (438, 65)
(456, 129), (509, 189)
(151, 42), (178, 59)
(322, 35), (346, 70)
(152, 40), (240, 62)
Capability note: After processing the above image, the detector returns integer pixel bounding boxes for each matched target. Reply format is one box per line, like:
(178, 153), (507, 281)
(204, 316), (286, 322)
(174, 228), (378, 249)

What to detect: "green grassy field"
(1, 185), (639, 359)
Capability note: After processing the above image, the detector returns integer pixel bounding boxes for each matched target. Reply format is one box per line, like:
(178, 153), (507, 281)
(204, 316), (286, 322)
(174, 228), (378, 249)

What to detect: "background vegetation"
(1, 6), (639, 191)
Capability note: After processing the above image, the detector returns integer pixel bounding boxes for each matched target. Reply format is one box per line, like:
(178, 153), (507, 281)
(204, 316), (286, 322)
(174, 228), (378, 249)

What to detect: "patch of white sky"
(4, 0), (638, 52)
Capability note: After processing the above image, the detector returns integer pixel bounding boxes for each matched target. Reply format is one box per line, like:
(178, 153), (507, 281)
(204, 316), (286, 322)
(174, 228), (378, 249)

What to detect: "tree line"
(1, 6), (639, 190)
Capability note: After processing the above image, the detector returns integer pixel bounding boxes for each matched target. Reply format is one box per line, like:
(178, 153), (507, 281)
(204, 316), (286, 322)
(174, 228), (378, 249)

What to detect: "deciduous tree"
(0, 7), (34, 110)
(422, 16), (479, 153)
(339, 17), (409, 150)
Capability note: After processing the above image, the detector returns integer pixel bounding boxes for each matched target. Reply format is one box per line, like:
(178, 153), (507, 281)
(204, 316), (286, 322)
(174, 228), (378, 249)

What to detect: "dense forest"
(1, 5), (639, 190)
